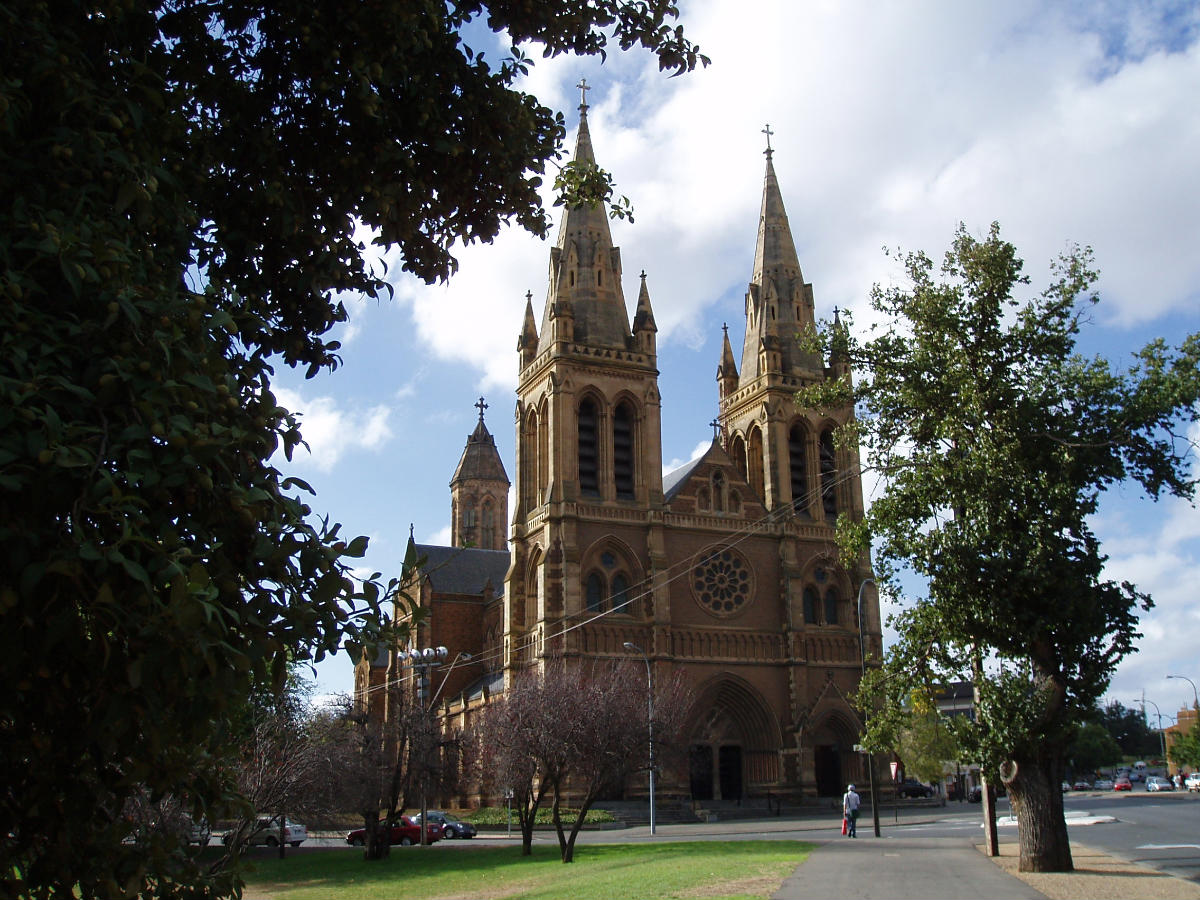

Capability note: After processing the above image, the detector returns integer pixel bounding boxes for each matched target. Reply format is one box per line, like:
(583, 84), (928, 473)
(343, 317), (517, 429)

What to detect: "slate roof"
(663, 453), (708, 501)
(414, 543), (509, 598)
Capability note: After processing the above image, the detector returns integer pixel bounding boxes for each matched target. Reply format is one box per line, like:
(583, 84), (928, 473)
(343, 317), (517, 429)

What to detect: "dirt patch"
(679, 873), (788, 898)
(978, 841), (1200, 900)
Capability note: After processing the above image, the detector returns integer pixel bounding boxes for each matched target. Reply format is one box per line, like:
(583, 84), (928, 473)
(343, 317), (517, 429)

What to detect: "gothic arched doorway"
(686, 676), (782, 802)
(807, 710), (861, 798)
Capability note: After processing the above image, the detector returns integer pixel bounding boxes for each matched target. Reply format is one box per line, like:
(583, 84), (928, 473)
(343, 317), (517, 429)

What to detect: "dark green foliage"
(801, 223), (1200, 871)
(1168, 717), (1200, 771)
(0, 1), (704, 896)
(1067, 722), (1124, 775)
(1096, 700), (1162, 757)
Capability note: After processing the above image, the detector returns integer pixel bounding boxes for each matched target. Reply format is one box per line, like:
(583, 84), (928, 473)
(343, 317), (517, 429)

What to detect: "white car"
(1184, 773), (1200, 792)
(1145, 776), (1175, 792)
(223, 815), (308, 847)
(1093, 779), (1114, 791)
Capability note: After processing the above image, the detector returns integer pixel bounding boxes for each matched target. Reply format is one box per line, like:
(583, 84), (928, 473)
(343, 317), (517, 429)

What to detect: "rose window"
(692, 548), (753, 617)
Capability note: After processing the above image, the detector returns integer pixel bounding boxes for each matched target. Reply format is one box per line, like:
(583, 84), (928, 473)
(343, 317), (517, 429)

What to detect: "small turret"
(632, 270), (657, 357)
(717, 323), (739, 401)
(518, 291), (539, 370)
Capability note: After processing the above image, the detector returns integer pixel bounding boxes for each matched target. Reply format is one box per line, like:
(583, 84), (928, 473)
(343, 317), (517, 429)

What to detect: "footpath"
(759, 810), (1200, 900)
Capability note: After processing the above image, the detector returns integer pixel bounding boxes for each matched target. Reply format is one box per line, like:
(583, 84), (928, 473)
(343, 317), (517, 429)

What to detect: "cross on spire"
(475, 396), (488, 422)
(577, 78), (590, 110)
(710, 418), (721, 439)
(762, 123), (774, 158)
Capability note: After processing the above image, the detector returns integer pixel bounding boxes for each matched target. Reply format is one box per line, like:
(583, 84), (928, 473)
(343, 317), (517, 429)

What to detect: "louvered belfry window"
(578, 398), (600, 496)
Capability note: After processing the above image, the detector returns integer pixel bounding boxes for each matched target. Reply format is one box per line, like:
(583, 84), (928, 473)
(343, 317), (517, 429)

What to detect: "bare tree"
(472, 660), (691, 863)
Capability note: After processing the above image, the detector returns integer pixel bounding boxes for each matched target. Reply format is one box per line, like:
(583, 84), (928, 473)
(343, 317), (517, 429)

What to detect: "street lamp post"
(405, 645), (468, 847)
(855, 579), (881, 839)
(1167, 674), (1199, 710)
(1143, 697), (1167, 764)
(623, 642), (655, 835)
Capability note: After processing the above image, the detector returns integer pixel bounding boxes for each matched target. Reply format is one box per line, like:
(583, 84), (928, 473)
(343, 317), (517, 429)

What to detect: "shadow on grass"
(238, 840), (814, 900)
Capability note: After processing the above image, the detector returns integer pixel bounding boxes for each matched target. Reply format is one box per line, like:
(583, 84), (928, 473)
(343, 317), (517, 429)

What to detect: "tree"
(1, 2), (706, 896)
(894, 703), (962, 788)
(472, 660), (690, 862)
(801, 223), (1200, 872)
(1067, 723), (1123, 777)
(1168, 719), (1200, 772)
(1096, 701), (1161, 757)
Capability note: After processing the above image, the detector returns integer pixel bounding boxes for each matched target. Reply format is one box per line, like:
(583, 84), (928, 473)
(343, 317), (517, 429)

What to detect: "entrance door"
(718, 745), (743, 801)
(814, 744), (842, 797)
(689, 745), (714, 800)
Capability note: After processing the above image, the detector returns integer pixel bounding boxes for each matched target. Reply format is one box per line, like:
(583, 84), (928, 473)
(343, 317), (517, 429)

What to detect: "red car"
(1113, 776), (1132, 791)
(345, 815), (441, 846)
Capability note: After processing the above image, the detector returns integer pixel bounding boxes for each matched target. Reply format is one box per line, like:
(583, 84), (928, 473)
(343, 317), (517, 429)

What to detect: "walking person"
(842, 783), (861, 838)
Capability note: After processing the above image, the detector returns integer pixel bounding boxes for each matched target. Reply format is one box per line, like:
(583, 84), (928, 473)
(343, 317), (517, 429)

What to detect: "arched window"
(578, 398), (600, 496)
(696, 486), (710, 511)
(747, 426), (765, 500)
(789, 423), (809, 516)
(802, 587), (818, 625)
(611, 573), (630, 613)
(729, 434), (748, 480)
(521, 408), (539, 511)
(613, 401), (635, 499)
(824, 587), (839, 626)
(481, 500), (495, 549)
(712, 470), (725, 512)
(586, 572), (605, 613)
(819, 428), (837, 520)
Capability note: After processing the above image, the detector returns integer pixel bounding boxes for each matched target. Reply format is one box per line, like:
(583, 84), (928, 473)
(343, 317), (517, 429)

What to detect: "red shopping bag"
(841, 817), (848, 835)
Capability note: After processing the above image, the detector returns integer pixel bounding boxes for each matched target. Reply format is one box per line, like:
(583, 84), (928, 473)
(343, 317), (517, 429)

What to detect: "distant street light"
(1167, 674), (1199, 710)
(623, 641), (655, 835)
(1142, 697), (1167, 763)
(856, 579), (881, 839)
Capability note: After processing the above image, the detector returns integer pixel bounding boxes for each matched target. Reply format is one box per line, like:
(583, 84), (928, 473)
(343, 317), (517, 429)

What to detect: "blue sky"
(272, 0), (1200, 725)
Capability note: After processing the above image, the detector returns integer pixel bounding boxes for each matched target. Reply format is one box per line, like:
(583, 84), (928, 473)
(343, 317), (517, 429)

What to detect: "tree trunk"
(363, 815), (391, 860)
(1009, 757), (1073, 872)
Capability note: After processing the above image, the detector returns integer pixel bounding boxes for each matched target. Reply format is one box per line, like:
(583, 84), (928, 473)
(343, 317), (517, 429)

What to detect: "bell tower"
(717, 130), (864, 527)
(504, 82), (666, 675)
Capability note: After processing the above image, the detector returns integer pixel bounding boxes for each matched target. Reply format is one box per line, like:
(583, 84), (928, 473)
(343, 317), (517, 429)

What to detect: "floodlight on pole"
(623, 641), (655, 835)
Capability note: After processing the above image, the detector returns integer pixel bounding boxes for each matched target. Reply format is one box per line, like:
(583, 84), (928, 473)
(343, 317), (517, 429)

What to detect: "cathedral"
(356, 94), (882, 802)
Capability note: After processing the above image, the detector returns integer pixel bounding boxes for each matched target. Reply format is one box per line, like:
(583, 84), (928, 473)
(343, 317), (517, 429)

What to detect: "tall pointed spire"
(740, 132), (822, 383)
(541, 80), (630, 351)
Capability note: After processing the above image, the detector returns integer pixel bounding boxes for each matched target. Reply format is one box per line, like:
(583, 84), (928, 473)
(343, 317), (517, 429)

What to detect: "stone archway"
(806, 710), (861, 798)
(685, 676), (782, 802)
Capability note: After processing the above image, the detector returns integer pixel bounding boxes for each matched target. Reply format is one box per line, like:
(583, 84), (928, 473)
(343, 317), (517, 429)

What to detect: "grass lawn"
(240, 840), (813, 900)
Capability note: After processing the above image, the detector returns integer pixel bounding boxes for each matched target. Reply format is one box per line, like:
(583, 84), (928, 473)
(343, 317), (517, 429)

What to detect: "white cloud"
(274, 386), (394, 473)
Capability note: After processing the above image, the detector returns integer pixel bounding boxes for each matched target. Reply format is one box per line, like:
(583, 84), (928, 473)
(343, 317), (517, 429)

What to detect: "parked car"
(412, 810), (477, 839)
(222, 815), (307, 847)
(1093, 779), (1114, 791)
(896, 779), (934, 799)
(345, 815), (441, 847)
(1113, 775), (1132, 791)
(1145, 776), (1175, 792)
(1184, 773), (1200, 792)
(1072, 780), (1091, 791)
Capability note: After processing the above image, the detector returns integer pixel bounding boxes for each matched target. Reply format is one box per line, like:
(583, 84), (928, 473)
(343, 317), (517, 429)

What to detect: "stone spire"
(541, 80), (631, 351)
(740, 136), (822, 385)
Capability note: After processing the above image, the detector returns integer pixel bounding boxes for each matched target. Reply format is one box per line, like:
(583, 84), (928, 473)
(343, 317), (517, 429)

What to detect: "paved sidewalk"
(773, 835), (1049, 900)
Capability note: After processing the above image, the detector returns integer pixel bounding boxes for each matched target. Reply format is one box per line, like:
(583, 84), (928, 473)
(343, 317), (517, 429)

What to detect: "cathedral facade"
(357, 98), (881, 802)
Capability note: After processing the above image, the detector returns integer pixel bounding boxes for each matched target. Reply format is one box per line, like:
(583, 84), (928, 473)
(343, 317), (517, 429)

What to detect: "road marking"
(1136, 844), (1200, 850)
